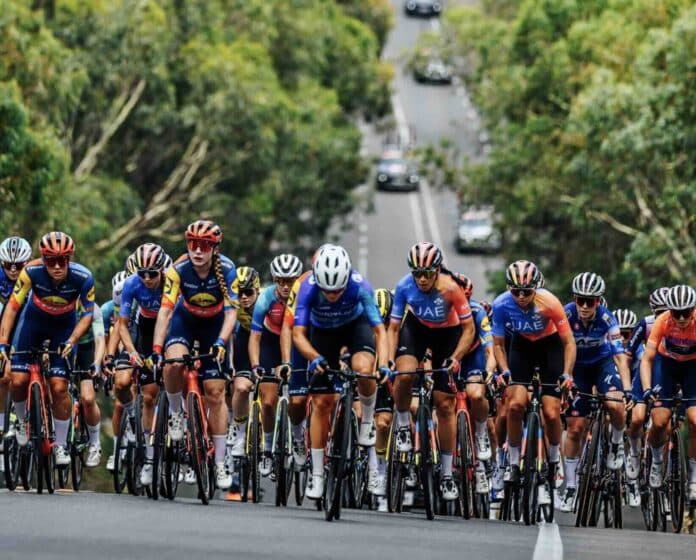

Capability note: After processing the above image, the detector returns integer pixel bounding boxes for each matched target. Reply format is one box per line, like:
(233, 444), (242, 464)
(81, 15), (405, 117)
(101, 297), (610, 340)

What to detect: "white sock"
(167, 392), (182, 414)
(368, 446), (378, 470)
(263, 431), (273, 452)
(291, 420), (305, 442)
(651, 445), (664, 464)
(0, 412), (5, 427)
(629, 436), (641, 456)
(377, 457), (387, 476)
(497, 447), (506, 466)
(689, 459), (696, 484)
(359, 391), (376, 425)
(441, 452), (453, 477)
(564, 457), (579, 488)
(13, 400), (26, 420)
(87, 422), (101, 446)
(144, 431), (154, 460)
(508, 446), (520, 466)
(212, 435), (226, 464)
(475, 420), (487, 437)
(611, 425), (624, 445)
(548, 443), (560, 463)
(396, 410), (410, 428)
(54, 419), (70, 447)
(311, 448), (324, 477)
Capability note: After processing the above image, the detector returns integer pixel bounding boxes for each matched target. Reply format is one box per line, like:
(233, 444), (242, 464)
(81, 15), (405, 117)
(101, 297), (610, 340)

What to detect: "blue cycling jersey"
(293, 270), (381, 329)
(627, 315), (656, 357)
(101, 300), (115, 332)
(491, 289), (569, 341)
(470, 299), (493, 350)
(0, 267), (14, 305)
(564, 303), (623, 365)
(119, 274), (162, 320)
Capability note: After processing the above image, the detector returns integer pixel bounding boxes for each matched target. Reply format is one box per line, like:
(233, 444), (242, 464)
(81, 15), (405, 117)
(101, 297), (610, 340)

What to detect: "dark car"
(413, 58), (453, 84)
(455, 206), (502, 253)
(404, 0), (442, 17)
(375, 149), (420, 192)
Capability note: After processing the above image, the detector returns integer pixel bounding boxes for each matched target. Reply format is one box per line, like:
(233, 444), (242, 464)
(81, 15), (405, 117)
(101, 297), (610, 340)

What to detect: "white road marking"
(391, 94), (411, 146)
(358, 226), (369, 276)
(533, 523), (563, 560)
(409, 192), (426, 241)
(418, 179), (444, 248)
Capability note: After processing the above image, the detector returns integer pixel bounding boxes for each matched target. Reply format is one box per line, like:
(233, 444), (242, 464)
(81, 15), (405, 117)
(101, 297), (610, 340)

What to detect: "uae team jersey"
(120, 274), (163, 320)
(491, 289), (569, 341)
(391, 273), (472, 328)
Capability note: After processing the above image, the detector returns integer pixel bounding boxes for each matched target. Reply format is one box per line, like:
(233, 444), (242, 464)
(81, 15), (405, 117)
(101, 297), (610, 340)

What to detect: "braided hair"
(212, 249), (232, 305)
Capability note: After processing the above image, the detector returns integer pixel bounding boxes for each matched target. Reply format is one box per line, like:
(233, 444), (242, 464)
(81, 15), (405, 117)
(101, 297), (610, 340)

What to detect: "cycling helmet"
(571, 272), (606, 297)
(313, 244), (352, 291)
(614, 309), (638, 330)
(648, 287), (670, 313)
(270, 254), (303, 279)
(162, 253), (173, 271)
(112, 270), (129, 290)
(125, 252), (137, 275)
(134, 243), (166, 270)
(375, 288), (394, 322)
(39, 231), (74, 257)
(235, 266), (261, 291)
(185, 220), (222, 244)
(453, 272), (473, 298)
(407, 242), (442, 270)
(666, 285), (696, 311)
(599, 296), (608, 308)
(505, 260), (541, 289)
(478, 299), (492, 316)
(537, 271), (546, 289)
(0, 236), (32, 264)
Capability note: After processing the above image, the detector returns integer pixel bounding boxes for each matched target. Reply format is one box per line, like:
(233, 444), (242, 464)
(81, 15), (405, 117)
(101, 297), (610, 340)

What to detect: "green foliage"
(437, 0), (696, 309)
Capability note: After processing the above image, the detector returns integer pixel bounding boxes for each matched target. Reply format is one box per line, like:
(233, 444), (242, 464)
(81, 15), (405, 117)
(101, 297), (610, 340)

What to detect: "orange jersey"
(647, 312), (696, 362)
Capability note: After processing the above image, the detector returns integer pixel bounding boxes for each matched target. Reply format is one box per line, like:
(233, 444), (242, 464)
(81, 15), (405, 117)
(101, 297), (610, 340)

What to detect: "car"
(375, 149), (420, 192)
(413, 58), (453, 84)
(455, 206), (502, 253)
(404, 0), (442, 17)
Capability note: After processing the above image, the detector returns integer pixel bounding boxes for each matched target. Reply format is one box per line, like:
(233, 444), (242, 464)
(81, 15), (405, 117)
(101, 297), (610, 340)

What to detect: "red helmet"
(185, 220), (222, 244)
(505, 260), (541, 289)
(454, 273), (473, 298)
(407, 242), (443, 270)
(134, 243), (166, 270)
(39, 231), (75, 257)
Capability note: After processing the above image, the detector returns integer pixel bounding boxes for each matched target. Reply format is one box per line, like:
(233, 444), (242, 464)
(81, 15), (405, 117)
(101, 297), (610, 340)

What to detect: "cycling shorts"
(631, 371), (644, 405)
(259, 328), (281, 375)
(375, 382), (394, 414)
(165, 307), (224, 381)
(233, 328), (252, 376)
(651, 354), (696, 409)
(460, 344), (486, 378)
(508, 332), (564, 398)
(75, 341), (95, 382)
(566, 357), (622, 417)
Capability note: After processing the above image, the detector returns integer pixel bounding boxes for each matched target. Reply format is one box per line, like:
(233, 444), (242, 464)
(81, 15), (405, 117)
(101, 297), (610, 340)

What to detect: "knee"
(82, 394), (97, 410)
(142, 392), (156, 409)
(508, 400), (526, 419)
(50, 384), (68, 402)
(566, 423), (584, 441)
(544, 406), (560, 424)
(205, 388), (225, 408)
(375, 415), (391, 432)
(437, 400), (455, 420)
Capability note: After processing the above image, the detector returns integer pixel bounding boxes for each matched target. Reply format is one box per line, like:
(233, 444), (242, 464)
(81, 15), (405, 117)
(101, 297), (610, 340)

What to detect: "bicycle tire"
(639, 446), (658, 531)
(587, 424), (608, 528)
(113, 410), (130, 494)
(248, 400), (262, 504)
(127, 394), (145, 496)
(522, 412), (540, 526)
(576, 416), (600, 527)
(150, 390), (169, 500)
(345, 410), (362, 509)
(417, 402), (436, 521)
(669, 427), (686, 533)
(187, 393), (211, 505)
(541, 461), (555, 523)
(386, 418), (405, 514)
(274, 399), (291, 507)
(604, 469), (623, 529)
(325, 397), (349, 521)
(20, 446), (33, 491)
(456, 411), (473, 519)
(3, 393), (19, 490)
(475, 488), (491, 519)
(30, 383), (53, 494)
(70, 402), (87, 491)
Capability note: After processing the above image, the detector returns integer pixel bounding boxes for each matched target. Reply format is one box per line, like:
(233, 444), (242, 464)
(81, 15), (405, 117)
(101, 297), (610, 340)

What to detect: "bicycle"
(2, 391), (21, 490)
(498, 369), (558, 525)
(272, 376), (295, 507)
(573, 391), (626, 529)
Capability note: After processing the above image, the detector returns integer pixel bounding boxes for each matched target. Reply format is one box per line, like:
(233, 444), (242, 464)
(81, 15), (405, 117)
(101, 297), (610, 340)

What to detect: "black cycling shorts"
(233, 327), (252, 376)
(75, 341), (95, 382)
(508, 332), (564, 398)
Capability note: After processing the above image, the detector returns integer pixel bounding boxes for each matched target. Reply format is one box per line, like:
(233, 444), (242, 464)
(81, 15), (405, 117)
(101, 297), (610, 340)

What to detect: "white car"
(456, 207), (501, 253)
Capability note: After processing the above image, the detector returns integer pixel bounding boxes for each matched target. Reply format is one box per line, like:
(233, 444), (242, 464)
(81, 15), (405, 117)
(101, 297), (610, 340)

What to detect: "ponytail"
(440, 265), (467, 289)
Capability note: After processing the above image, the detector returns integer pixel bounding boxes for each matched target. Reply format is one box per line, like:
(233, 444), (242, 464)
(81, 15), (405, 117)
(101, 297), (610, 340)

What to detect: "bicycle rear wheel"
(386, 418), (405, 514)
(248, 400), (262, 504)
(325, 397), (349, 521)
(669, 427), (686, 533)
(187, 393), (211, 505)
(456, 411), (473, 519)
(417, 403), (436, 521)
(113, 410), (130, 494)
(603, 469), (623, 529)
(522, 412), (540, 526)
(150, 391), (169, 500)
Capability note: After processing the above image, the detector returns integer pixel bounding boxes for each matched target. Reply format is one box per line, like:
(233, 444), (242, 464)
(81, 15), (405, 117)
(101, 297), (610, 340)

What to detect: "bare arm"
(69, 314), (93, 346)
(248, 330), (262, 368)
(450, 317), (475, 362)
(217, 308), (237, 346)
(280, 321), (293, 363)
(0, 304), (18, 345)
(373, 323), (389, 369)
(613, 353), (632, 392)
(493, 335), (509, 373)
(387, 319), (400, 362)
(640, 346), (656, 393)
(559, 329), (577, 376)
(484, 345), (497, 374)
(153, 306), (174, 351)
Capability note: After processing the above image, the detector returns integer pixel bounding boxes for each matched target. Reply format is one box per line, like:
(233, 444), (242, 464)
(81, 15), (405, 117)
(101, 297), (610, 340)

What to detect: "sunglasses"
(137, 269), (161, 279)
(670, 308), (694, 320)
(2, 262), (24, 272)
(511, 288), (534, 298)
(43, 256), (70, 268)
(275, 278), (296, 287)
(411, 269), (437, 279)
(575, 296), (599, 308)
(619, 329), (633, 340)
(240, 289), (257, 297)
(322, 288), (344, 296)
(187, 239), (216, 253)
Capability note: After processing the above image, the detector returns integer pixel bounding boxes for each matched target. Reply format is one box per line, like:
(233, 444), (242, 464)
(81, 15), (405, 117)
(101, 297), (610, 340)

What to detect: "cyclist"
(559, 273), (630, 512)
(248, 254), (303, 476)
(107, 243), (167, 485)
(491, 260), (576, 503)
(292, 244), (389, 499)
(0, 236), (32, 448)
(151, 220), (237, 490)
(0, 232), (95, 467)
(614, 307), (641, 506)
(227, 266), (260, 458)
(641, 284), (696, 499)
(389, 242), (476, 501)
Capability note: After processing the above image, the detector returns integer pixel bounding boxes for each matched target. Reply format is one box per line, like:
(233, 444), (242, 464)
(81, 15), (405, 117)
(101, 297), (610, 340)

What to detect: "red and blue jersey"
(491, 289), (569, 341)
(391, 273), (471, 328)
(120, 274), (163, 320)
(251, 286), (286, 335)
(293, 270), (381, 329)
(564, 303), (624, 365)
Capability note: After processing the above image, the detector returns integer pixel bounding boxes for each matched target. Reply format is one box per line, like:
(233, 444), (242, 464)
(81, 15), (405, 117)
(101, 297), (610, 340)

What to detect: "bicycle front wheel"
(386, 418), (405, 514)
(669, 427), (686, 533)
(576, 417), (600, 527)
(274, 399), (293, 507)
(417, 403), (436, 521)
(455, 411), (473, 519)
(113, 411), (130, 494)
(70, 403), (88, 492)
(248, 400), (262, 504)
(150, 391), (169, 500)
(3, 394), (19, 490)
(325, 397), (349, 521)
(187, 393), (211, 505)
(522, 412), (539, 526)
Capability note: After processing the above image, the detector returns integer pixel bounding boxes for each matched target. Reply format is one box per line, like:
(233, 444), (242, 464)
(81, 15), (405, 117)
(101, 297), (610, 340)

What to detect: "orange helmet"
(185, 220), (222, 244)
(39, 231), (75, 257)
(407, 242), (442, 270)
(134, 243), (166, 270)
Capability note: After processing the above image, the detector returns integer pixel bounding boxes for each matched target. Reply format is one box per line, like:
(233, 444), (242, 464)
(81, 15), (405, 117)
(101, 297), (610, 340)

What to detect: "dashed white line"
(409, 192), (426, 242)
(533, 523), (563, 560)
(391, 94), (411, 146)
(418, 179), (444, 248)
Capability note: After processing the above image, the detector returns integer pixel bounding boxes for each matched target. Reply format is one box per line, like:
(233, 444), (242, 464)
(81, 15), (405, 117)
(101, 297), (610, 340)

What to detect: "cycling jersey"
(251, 286), (285, 335)
(293, 270), (381, 329)
(231, 276), (255, 332)
(647, 312), (696, 362)
(120, 274), (162, 320)
(9, 259), (94, 317)
(283, 271), (311, 328)
(101, 300), (115, 331)
(627, 315), (657, 357)
(391, 273), (471, 328)
(564, 303), (623, 365)
(78, 302), (105, 344)
(491, 289), (569, 341)
(0, 267), (14, 305)
(162, 254), (237, 319)
(470, 299), (493, 350)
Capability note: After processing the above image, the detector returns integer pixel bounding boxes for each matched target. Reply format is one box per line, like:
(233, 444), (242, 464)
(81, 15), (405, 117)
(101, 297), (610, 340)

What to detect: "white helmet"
(648, 287), (670, 313)
(112, 270), (129, 290)
(270, 254), (303, 279)
(614, 309), (638, 330)
(0, 236), (32, 264)
(571, 272), (605, 297)
(313, 244), (351, 291)
(162, 253), (173, 271)
(666, 285), (696, 311)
